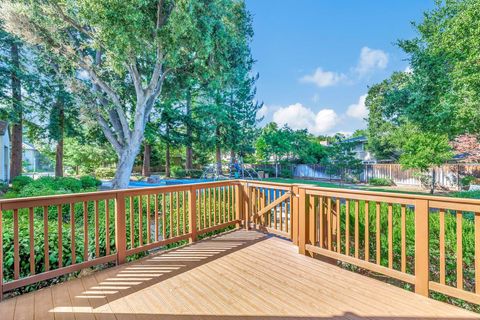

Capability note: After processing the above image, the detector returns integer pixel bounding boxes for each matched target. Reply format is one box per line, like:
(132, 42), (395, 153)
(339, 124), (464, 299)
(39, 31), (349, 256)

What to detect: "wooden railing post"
(415, 199), (429, 297)
(235, 183), (243, 228)
(189, 186), (197, 243)
(292, 185), (299, 245)
(298, 187), (308, 255)
(114, 192), (127, 265)
(244, 183), (250, 230)
(0, 207), (3, 301)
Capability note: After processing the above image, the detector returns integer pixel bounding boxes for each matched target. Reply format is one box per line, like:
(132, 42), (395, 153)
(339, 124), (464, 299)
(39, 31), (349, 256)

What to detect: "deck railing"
(1, 179), (480, 307)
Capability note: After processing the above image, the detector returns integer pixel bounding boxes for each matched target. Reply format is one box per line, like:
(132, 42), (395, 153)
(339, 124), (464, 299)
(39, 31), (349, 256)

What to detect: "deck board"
(1, 229), (478, 320)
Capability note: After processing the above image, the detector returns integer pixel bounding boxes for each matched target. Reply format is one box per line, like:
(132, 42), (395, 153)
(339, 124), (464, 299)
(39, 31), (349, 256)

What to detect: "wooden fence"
(1, 180), (480, 306)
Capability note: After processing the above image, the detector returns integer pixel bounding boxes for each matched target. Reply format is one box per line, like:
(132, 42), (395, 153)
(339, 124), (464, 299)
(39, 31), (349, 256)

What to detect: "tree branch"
(97, 112), (123, 153)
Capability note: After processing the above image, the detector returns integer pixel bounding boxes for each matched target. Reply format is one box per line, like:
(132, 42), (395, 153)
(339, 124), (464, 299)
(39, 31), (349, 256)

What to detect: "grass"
(261, 177), (480, 198)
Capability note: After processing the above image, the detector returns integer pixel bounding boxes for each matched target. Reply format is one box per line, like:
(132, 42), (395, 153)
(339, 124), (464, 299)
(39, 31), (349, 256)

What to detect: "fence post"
(298, 187), (308, 255)
(244, 183), (250, 230)
(292, 185), (299, 245)
(114, 192), (127, 265)
(414, 199), (429, 297)
(235, 183), (243, 228)
(189, 186), (197, 243)
(0, 206), (3, 301)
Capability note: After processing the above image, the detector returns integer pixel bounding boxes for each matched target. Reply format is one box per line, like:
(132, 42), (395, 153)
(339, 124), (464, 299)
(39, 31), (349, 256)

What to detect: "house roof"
(0, 121), (8, 136)
(342, 135), (367, 144)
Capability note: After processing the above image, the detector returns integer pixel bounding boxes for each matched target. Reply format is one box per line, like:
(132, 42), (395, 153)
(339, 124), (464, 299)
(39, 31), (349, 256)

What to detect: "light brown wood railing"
(2, 179), (480, 306)
(0, 180), (243, 300)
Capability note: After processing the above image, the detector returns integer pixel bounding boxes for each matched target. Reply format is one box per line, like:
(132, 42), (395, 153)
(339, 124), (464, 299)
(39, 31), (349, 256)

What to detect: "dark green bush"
(80, 175), (102, 189)
(186, 169), (203, 178)
(460, 175), (476, 187)
(368, 177), (394, 186)
(11, 175), (34, 192)
(171, 166), (186, 178)
(94, 167), (116, 179)
(280, 168), (293, 178)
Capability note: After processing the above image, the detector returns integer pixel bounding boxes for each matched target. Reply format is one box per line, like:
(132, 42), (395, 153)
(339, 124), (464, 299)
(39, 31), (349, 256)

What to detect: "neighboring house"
(22, 141), (41, 172)
(342, 135), (377, 164)
(0, 121), (10, 182)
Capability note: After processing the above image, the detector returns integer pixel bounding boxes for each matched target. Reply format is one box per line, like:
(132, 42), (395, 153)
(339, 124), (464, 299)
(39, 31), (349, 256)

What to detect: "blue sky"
(245, 0), (434, 136)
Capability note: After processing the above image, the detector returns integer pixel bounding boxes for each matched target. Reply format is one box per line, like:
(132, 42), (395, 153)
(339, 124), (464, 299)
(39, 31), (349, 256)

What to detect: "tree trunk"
(55, 96), (65, 177)
(431, 167), (436, 194)
(230, 150), (235, 163)
(10, 41), (22, 181)
(165, 143), (171, 178)
(112, 145), (138, 189)
(55, 139), (64, 177)
(142, 143), (151, 177)
(215, 127), (222, 176)
(185, 91), (193, 170)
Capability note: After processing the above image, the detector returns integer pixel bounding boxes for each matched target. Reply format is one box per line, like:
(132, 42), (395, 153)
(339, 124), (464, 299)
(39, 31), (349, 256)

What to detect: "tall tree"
(2, 0), (249, 188)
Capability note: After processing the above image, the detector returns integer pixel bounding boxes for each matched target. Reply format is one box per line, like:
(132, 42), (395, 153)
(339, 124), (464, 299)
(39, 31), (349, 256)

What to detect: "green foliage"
(94, 167), (116, 179)
(6, 176), (99, 198)
(186, 169), (203, 179)
(322, 137), (364, 182)
(171, 166), (186, 178)
(80, 175), (102, 189)
(451, 190), (480, 199)
(11, 176), (34, 192)
(368, 177), (394, 186)
(460, 175), (476, 188)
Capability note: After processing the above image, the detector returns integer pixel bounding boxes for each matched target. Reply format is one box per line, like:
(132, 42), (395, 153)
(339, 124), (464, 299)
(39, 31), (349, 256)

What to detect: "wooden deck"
(0, 229), (477, 320)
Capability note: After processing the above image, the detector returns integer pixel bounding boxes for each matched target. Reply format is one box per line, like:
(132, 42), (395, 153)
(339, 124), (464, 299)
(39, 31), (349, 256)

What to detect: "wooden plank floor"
(1, 229), (478, 320)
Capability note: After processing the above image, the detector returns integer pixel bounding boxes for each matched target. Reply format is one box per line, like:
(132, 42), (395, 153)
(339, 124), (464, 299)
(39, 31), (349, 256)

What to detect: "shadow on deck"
(0, 229), (477, 320)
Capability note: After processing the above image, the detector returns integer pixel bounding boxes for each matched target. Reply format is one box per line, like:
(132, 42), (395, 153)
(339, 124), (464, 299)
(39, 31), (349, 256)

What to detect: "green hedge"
(368, 177), (394, 186)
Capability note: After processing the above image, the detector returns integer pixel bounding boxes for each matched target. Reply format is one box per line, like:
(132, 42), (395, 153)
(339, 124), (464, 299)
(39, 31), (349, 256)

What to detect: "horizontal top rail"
(0, 180), (241, 210)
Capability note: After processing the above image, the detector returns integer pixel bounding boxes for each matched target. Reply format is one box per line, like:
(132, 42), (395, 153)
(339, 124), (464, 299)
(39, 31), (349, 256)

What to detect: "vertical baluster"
(376, 202), (381, 265)
(336, 198), (341, 253)
(228, 186), (231, 222)
(365, 201), (369, 262)
(57, 205), (63, 268)
(176, 192), (180, 236)
(43, 206), (49, 271)
(155, 194), (159, 242)
(327, 197), (332, 251)
(203, 189), (207, 229)
(71, 203), (76, 264)
(162, 193), (166, 239)
(388, 204), (393, 269)
(138, 196), (143, 246)
(29, 207), (35, 275)
(309, 195), (315, 248)
(129, 196), (134, 248)
(439, 209), (446, 284)
(169, 193), (173, 237)
(475, 212), (480, 294)
(183, 191), (187, 235)
(208, 188), (212, 227)
(401, 204), (406, 273)
(345, 200), (350, 255)
(83, 201), (88, 261)
(147, 195), (151, 244)
(105, 200), (110, 256)
(13, 209), (19, 279)
(0, 208), (2, 301)
(457, 211), (463, 289)
(319, 196), (324, 248)
(279, 190), (283, 231)
(286, 190), (290, 233)
(95, 200), (99, 258)
(214, 187), (217, 225)
(274, 190), (278, 230)
(355, 200), (359, 259)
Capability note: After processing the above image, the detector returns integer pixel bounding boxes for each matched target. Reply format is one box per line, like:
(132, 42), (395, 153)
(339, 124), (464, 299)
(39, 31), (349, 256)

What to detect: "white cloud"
(272, 103), (339, 135)
(355, 47), (388, 75)
(346, 94), (368, 119)
(257, 104), (269, 119)
(300, 68), (346, 88)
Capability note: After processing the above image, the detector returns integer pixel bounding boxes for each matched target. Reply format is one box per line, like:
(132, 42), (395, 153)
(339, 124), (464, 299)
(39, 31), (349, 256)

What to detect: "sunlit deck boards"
(0, 229), (477, 320)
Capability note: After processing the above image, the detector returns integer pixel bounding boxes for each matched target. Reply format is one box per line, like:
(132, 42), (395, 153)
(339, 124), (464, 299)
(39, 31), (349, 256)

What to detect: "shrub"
(186, 169), (203, 178)
(171, 166), (186, 178)
(460, 175), (476, 187)
(280, 168), (293, 178)
(11, 176), (34, 192)
(369, 177), (394, 186)
(80, 175), (102, 189)
(94, 167), (116, 179)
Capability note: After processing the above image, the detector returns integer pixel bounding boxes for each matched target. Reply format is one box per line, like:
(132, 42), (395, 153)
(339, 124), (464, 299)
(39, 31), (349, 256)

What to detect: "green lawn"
(260, 178), (472, 197)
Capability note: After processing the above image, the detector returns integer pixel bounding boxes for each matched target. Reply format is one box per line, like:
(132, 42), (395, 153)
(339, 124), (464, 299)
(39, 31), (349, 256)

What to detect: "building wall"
(0, 133), (10, 181)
